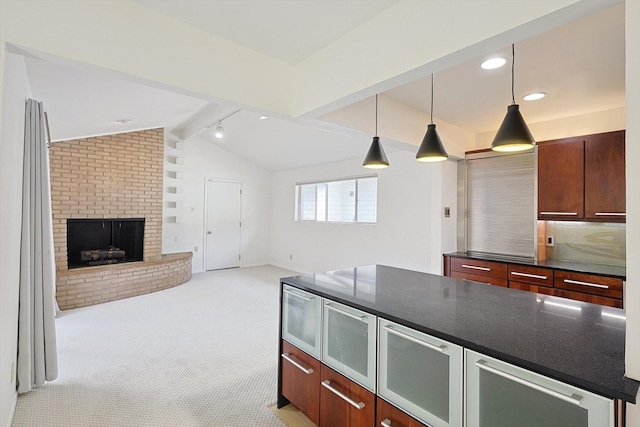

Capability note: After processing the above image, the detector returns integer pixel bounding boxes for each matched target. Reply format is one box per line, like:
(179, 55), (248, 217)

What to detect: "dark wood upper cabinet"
(584, 130), (626, 221)
(537, 130), (625, 222)
(537, 137), (585, 220)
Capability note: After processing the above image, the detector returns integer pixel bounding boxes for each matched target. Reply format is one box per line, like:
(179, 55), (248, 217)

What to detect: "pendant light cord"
(430, 74), (434, 124)
(375, 94), (378, 136)
(511, 43), (516, 105)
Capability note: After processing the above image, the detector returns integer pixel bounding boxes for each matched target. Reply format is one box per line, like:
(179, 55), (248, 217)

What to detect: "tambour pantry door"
(205, 180), (242, 271)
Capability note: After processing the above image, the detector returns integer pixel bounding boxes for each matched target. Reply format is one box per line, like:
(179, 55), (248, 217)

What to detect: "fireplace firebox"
(67, 218), (144, 269)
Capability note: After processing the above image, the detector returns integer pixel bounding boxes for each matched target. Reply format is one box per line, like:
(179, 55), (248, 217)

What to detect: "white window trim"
(295, 175), (377, 224)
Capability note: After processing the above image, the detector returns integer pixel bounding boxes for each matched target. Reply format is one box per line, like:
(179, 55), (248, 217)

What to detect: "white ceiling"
(23, 1), (626, 171)
(132, 0), (400, 65)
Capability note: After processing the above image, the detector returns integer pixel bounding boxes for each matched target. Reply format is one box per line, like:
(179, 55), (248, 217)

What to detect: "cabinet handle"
(381, 419), (392, 427)
(283, 288), (314, 302)
(281, 353), (314, 374)
(594, 212), (626, 216)
(510, 271), (548, 280)
(475, 360), (583, 406)
(462, 264), (491, 272)
(539, 212), (578, 216)
(321, 380), (365, 409)
(563, 279), (609, 289)
(383, 325), (447, 353)
(325, 303), (368, 322)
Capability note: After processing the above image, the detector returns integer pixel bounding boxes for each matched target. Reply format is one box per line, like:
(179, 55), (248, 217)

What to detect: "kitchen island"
(278, 264), (639, 426)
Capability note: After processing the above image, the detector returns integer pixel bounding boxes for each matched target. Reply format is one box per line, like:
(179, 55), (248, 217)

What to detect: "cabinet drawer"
(554, 271), (622, 299)
(451, 271), (508, 288)
(509, 281), (554, 296)
(281, 341), (320, 425)
(554, 289), (623, 309)
(320, 364), (375, 427)
(508, 265), (553, 287)
(450, 258), (507, 279)
(377, 397), (427, 427)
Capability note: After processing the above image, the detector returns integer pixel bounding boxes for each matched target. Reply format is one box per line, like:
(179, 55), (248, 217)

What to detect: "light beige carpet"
(12, 265), (297, 427)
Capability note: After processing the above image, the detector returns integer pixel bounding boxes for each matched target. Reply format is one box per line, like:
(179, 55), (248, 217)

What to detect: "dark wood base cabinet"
(281, 341), (320, 425)
(376, 397), (427, 427)
(320, 364), (375, 427)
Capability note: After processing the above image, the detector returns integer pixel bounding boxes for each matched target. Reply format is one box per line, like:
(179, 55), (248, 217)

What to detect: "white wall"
(0, 51), (31, 427)
(269, 150), (457, 274)
(162, 135), (271, 273)
(625, 0), (640, 425)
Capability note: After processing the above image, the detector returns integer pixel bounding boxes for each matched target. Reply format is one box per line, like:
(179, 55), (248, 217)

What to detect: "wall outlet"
(444, 207), (451, 218)
(194, 246), (198, 252)
(546, 235), (555, 247)
(289, 254), (293, 260)
(174, 235), (179, 242)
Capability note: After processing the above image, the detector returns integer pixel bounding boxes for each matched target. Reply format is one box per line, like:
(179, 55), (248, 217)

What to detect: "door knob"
(207, 231), (212, 234)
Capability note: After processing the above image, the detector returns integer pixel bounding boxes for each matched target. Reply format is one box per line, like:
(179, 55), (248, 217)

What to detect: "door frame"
(203, 178), (243, 271)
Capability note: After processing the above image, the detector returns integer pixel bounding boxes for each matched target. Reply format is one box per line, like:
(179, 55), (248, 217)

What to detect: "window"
(295, 176), (377, 223)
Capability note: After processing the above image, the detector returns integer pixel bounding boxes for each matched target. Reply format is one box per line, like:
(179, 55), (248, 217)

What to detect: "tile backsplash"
(540, 221), (625, 267)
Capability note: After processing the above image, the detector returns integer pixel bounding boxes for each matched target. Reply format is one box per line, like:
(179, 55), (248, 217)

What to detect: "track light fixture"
(214, 123), (224, 139)
(363, 94), (389, 169)
(491, 44), (535, 152)
(416, 74), (448, 162)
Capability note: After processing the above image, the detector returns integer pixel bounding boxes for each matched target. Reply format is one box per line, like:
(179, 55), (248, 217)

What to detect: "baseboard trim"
(268, 263), (304, 274)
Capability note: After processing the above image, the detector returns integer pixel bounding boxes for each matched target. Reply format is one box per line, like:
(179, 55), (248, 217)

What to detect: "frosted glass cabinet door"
(322, 299), (377, 391)
(282, 286), (321, 358)
(378, 319), (463, 427)
(465, 350), (614, 427)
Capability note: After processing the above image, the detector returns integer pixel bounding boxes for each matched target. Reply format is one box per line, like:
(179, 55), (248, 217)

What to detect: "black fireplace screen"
(67, 218), (144, 269)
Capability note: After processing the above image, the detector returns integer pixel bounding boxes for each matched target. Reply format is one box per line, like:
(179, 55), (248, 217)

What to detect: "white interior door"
(205, 180), (242, 271)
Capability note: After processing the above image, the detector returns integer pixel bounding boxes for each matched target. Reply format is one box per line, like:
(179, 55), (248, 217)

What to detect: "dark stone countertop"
(444, 251), (626, 279)
(281, 264), (639, 403)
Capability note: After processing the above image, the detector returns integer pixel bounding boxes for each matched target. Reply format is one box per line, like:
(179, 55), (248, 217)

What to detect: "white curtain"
(17, 98), (58, 393)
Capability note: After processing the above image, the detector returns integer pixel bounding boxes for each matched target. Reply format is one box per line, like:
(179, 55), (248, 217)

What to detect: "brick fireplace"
(49, 128), (191, 310)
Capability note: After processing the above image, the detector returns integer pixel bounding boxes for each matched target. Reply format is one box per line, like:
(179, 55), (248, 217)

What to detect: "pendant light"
(491, 44), (535, 152)
(416, 74), (448, 162)
(363, 94), (389, 169)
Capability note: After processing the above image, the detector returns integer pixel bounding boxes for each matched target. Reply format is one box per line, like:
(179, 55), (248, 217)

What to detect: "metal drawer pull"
(510, 272), (548, 280)
(321, 380), (365, 409)
(283, 288), (314, 302)
(281, 353), (314, 374)
(564, 279), (609, 289)
(381, 419), (392, 427)
(476, 360), (583, 406)
(325, 303), (368, 322)
(462, 264), (491, 272)
(595, 212), (626, 216)
(539, 212), (578, 216)
(383, 325), (447, 353)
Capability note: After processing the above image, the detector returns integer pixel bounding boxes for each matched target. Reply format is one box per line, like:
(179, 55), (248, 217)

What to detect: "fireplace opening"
(67, 218), (144, 269)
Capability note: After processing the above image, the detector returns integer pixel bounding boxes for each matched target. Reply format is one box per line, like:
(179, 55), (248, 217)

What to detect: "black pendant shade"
(363, 136), (389, 169)
(416, 123), (448, 162)
(491, 104), (535, 152)
(363, 94), (389, 169)
(416, 74), (448, 162)
(491, 44), (535, 152)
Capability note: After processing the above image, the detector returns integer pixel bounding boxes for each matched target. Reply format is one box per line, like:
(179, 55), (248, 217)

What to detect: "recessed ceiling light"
(259, 116), (268, 120)
(116, 119), (132, 124)
(480, 57), (506, 70)
(523, 92), (546, 101)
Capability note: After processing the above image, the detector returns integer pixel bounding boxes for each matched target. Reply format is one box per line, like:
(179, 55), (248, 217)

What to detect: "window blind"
(466, 152), (535, 258)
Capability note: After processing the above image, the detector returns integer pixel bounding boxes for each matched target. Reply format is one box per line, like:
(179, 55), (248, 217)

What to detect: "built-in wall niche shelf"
(165, 155), (184, 166)
(165, 186), (182, 195)
(164, 215), (182, 224)
(165, 171), (184, 180)
(165, 201), (179, 209)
